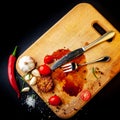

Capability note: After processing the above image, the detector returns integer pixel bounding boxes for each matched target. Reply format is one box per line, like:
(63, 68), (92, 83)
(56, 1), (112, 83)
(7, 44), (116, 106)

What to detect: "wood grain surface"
(16, 3), (120, 119)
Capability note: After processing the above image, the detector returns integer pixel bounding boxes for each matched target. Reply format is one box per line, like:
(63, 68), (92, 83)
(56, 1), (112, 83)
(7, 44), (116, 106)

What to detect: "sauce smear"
(51, 49), (87, 96)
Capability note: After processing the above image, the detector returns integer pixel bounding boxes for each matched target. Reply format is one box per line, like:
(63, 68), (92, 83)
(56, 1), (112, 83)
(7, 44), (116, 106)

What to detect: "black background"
(0, 0), (120, 119)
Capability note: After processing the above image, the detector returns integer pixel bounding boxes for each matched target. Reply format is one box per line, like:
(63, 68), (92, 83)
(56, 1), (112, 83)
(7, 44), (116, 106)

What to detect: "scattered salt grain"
(25, 95), (36, 108)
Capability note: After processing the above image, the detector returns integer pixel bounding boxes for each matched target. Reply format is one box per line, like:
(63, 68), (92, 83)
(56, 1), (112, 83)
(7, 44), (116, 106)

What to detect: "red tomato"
(48, 95), (62, 106)
(44, 55), (54, 64)
(38, 64), (51, 75)
(80, 90), (91, 101)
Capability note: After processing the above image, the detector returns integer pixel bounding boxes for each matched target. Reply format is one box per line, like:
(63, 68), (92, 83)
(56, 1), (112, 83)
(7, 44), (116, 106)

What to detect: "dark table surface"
(1, 0), (120, 119)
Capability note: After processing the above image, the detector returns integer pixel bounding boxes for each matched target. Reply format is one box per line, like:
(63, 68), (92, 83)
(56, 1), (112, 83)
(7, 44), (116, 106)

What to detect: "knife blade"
(51, 31), (115, 70)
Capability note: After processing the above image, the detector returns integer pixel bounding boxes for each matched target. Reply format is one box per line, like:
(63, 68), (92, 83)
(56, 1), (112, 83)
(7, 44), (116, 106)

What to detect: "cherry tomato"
(80, 90), (91, 101)
(48, 95), (62, 106)
(38, 64), (51, 75)
(44, 55), (54, 64)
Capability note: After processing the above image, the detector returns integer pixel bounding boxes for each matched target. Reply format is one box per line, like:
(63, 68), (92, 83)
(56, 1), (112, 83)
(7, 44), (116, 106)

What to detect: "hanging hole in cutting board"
(93, 22), (113, 42)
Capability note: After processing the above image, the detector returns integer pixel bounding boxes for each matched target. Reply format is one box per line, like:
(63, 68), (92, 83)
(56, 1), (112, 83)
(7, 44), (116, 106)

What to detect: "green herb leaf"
(92, 67), (98, 79)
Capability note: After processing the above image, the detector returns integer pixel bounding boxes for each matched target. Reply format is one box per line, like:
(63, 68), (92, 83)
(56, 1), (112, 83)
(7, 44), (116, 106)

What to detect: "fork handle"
(78, 56), (110, 66)
(82, 31), (115, 51)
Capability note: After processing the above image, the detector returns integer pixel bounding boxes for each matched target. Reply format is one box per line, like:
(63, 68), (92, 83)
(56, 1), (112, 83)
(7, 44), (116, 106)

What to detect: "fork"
(61, 56), (111, 72)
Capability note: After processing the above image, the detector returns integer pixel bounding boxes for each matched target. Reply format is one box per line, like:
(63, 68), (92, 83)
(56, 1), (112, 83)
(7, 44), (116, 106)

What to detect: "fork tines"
(61, 62), (76, 72)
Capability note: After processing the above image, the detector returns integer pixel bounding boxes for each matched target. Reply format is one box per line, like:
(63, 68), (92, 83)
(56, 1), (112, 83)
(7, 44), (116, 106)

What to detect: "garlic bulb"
(18, 56), (36, 73)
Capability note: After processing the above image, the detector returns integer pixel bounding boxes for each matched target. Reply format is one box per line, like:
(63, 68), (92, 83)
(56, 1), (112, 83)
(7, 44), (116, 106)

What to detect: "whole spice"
(8, 46), (20, 98)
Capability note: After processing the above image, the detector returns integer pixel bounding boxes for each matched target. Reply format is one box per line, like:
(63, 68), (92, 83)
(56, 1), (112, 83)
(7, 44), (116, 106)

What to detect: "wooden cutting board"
(16, 3), (120, 119)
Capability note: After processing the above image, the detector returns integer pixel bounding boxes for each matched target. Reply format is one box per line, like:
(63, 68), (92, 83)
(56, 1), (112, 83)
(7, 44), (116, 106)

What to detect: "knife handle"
(82, 31), (115, 51)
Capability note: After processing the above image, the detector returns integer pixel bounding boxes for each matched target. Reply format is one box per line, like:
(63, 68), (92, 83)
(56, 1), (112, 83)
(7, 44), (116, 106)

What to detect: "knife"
(51, 31), (115, 70)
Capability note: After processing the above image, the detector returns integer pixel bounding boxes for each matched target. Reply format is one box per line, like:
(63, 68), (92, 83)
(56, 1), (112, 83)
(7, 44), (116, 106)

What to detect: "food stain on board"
(51, 49), (87, 96)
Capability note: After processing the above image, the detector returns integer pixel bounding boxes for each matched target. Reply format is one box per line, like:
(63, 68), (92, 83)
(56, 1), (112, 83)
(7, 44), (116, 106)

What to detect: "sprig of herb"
(20, 76), (26, 89)
(92, 67), (98, 79)
(20, 76), (30, 92)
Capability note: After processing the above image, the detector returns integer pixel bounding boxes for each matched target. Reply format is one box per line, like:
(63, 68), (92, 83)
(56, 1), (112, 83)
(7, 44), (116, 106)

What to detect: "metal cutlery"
(51, 31), (115, 71)
(61, 56), (111, 72)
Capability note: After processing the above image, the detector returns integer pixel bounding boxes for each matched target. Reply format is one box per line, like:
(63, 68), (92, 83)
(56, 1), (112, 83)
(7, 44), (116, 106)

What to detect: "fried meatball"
(37, 76), (54, 93)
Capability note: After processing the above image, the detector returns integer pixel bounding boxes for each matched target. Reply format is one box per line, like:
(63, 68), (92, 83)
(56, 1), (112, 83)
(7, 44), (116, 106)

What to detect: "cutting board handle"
(83, 31), (115, 51)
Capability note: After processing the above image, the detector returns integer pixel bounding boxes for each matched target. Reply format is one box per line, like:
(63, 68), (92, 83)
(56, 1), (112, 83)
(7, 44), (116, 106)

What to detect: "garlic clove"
(21, 87), (30, 92)
(31, 69), (40, 77)
(24, 73), (32, 81)
(30, 76), (37, 86)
